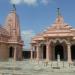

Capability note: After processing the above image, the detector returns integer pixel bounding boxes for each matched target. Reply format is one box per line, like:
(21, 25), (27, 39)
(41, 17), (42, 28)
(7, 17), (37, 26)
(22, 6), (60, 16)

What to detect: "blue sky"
(0, 0), (75, 50)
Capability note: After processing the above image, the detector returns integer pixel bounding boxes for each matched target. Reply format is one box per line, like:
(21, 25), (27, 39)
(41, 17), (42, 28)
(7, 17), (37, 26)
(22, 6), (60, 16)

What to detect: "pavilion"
(0, 5), (23, 61)
(31, 8), (75, 63)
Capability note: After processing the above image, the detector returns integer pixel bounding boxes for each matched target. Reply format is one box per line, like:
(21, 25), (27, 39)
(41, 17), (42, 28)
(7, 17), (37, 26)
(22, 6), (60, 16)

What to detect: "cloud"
(24, 0), (37, 6)
(10, 0), (22, 4)
(41, 0), (49, 5)
(10, 0), (37, 5)
(10, 0), (53, 6)
(21, 30), (35, 50)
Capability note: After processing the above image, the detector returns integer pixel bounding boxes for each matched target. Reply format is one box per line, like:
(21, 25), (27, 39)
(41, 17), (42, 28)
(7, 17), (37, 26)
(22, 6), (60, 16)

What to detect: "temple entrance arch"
(71, 45), (75, 60)
(41, 44), (46, 59)
(9, 47), (14, 58)
(43, 45), (46, 59)
(55, 44), (64, 60)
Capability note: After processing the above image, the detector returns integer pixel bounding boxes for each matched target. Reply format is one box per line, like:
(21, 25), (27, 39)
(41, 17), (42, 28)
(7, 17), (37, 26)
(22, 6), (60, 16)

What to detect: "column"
(14, 46), (17, 61)
(49, 44), (52, 60)
(46, 42), (50, 61)
(31, 45), (33, 60)
(34, 46), (36, 59)
(67, 43), (72, 63)
(41, 45), (43, 60)
(63, 44), (67, 60)
(53, 46), (55, 60)
(36, 44), (40, 61)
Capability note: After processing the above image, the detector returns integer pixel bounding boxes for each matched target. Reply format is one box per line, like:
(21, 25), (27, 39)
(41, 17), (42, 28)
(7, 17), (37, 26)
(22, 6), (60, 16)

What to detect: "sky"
(0, 0), (75, 50)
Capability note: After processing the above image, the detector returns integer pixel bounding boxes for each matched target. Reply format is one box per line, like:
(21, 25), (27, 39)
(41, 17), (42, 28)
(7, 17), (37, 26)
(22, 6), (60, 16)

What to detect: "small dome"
(0, 25), (9, 36)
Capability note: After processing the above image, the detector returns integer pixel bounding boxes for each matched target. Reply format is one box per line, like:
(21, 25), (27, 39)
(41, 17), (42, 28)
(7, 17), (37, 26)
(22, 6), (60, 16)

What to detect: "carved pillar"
(31, 45), (33, 60)
(14, 46), (17, 61)
(63, 44), (67, 60)
(41, 45), (43, 60)
(46, 41), (50, 61)
(36, 44), (40, 61)
(34, 46), (36, 59)
(67, 43), (72, 63)
(51, 44), (54, 60)
(49, 44), (52, 60)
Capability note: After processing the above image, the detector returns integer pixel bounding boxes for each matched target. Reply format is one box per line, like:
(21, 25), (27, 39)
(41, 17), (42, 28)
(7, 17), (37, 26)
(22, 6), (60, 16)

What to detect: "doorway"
(71, 45), (75, 60)
(9, 47), (14, 58)
(55, 44), (64, 60)
(42, 45), (46, 59)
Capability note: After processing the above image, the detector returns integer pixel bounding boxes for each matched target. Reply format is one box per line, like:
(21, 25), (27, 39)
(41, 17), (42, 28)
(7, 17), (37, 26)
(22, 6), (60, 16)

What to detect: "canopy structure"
(31, 8), (75, 63)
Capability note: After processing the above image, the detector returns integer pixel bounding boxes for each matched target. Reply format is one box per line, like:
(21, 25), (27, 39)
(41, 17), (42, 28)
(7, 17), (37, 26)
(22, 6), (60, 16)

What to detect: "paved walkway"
(0, 59), (75, 75)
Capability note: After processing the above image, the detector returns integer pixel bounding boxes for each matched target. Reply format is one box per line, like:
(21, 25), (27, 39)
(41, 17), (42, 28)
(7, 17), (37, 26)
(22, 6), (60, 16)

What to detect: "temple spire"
(57, 8), (61, 17)
(12, 4), (16, 11)
(55, 8), (64, 27)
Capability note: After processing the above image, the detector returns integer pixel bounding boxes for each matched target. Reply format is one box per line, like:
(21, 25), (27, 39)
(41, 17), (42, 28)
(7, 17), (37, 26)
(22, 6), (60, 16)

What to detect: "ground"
(0, 59), (75, 75)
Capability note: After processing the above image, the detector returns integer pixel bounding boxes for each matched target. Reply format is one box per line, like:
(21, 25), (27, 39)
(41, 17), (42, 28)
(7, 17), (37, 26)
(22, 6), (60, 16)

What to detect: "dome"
(0, 25), (9, 36)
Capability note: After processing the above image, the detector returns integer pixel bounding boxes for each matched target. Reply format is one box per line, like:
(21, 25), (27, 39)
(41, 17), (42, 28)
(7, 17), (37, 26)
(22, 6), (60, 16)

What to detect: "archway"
(9, 47), (14, 58)
(71, 45), (75, 60)
(55, 44), (64, 60)
(42, 45), (46, 59)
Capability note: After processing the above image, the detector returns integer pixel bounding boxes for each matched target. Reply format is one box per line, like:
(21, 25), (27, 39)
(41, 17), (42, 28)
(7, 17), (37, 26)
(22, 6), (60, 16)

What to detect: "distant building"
(31, 8), (75, 63)
(23, 51), (31, 59)
(0, 5), (23, 61)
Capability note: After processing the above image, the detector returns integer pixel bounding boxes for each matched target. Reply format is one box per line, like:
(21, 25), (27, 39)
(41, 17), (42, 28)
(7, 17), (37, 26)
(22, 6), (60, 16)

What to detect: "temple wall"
(0, 43), (8, 61)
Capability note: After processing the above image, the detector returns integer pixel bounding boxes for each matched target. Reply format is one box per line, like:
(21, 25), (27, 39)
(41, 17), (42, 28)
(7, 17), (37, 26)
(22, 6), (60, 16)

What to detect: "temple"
(31, 8), (75, 63)
(0, 5), (23, 61)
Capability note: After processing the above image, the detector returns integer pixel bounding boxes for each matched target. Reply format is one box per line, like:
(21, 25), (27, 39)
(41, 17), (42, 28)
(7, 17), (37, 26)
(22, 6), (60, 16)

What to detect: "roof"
(31, 9), (75, 43)
(0, 25), (9, 36)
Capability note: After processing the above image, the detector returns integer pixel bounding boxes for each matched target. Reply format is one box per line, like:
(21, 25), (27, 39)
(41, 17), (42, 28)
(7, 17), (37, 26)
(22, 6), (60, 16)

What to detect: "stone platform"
(0, 59), (75, 75)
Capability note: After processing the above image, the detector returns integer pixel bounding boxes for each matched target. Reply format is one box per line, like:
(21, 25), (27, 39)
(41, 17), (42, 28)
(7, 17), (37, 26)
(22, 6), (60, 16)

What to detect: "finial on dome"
(57, 8), (61, 17)
(13, 4), (16, 11)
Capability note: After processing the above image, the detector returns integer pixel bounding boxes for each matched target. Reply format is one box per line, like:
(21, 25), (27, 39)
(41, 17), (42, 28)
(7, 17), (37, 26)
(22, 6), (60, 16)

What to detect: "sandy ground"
(0, 59), (75, 75)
